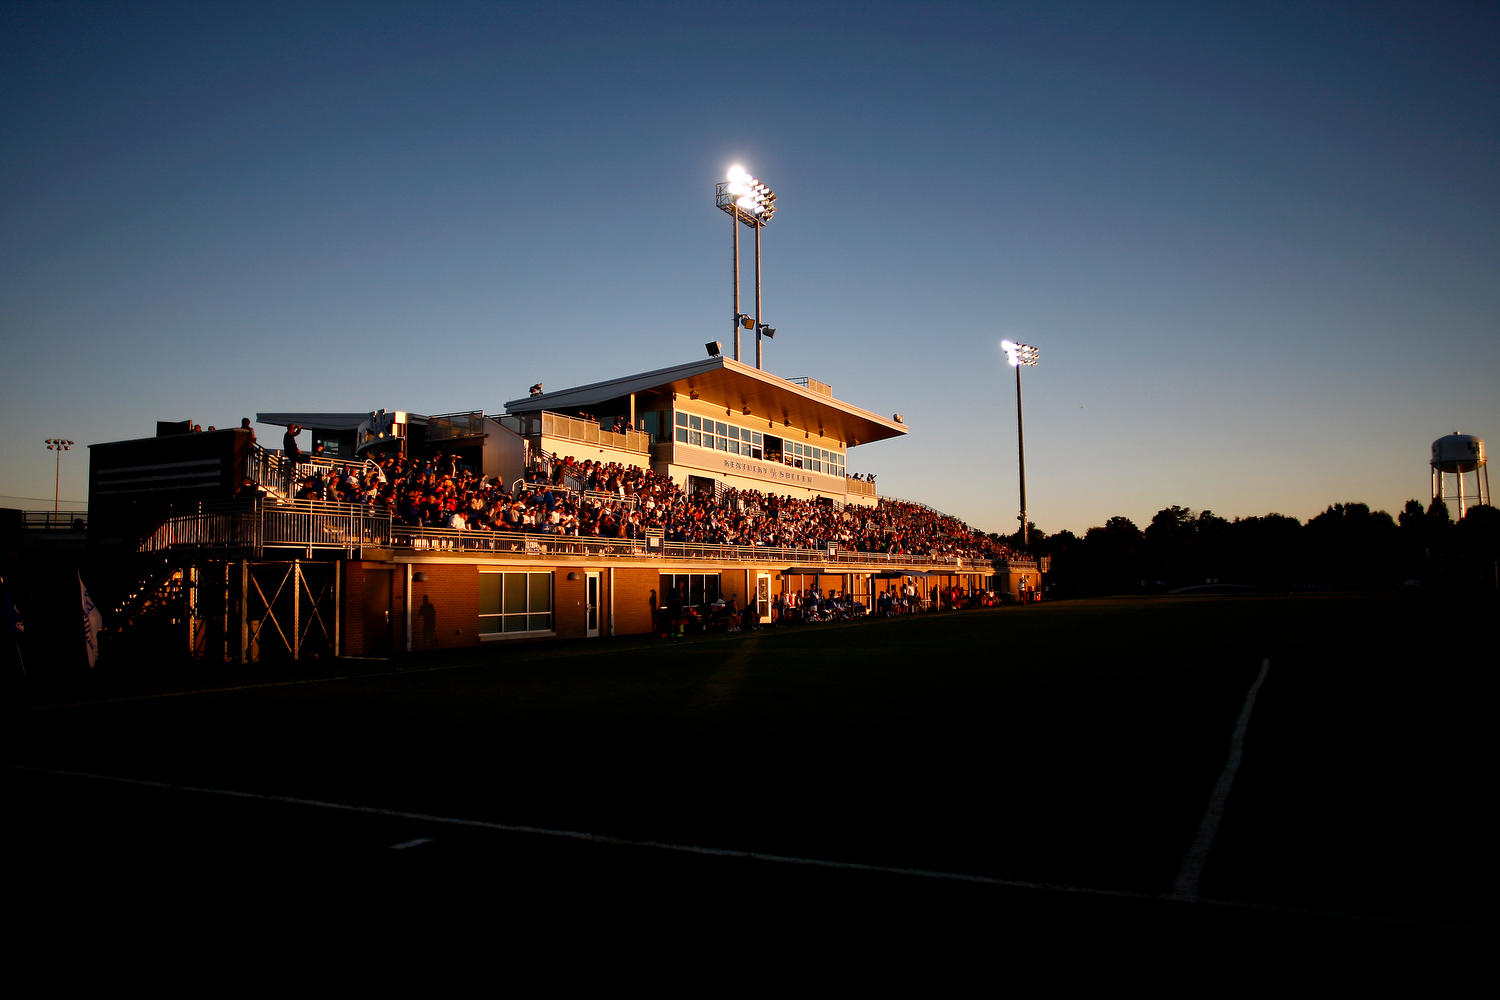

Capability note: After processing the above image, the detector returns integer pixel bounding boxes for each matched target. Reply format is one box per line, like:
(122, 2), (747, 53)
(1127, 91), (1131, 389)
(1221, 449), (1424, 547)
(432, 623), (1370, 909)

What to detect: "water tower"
(1431, 432), (1490, 517)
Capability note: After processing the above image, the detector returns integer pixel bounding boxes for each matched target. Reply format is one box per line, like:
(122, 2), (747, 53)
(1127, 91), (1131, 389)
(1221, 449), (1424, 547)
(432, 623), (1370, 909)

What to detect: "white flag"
(80, 573), (103, 669)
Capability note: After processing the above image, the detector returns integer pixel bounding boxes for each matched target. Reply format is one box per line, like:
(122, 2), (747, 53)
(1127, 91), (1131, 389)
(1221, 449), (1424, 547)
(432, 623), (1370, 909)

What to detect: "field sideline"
(3, 593), (1494, 953)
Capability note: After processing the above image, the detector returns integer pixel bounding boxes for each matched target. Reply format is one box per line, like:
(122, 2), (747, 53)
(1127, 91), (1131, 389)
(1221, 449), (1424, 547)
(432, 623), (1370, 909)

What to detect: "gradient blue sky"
(3, 1), (1496, 533)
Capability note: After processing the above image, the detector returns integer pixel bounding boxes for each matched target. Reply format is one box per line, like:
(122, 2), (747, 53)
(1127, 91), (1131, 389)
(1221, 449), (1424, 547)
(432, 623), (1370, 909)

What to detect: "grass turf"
(3, 592), (1494, 939)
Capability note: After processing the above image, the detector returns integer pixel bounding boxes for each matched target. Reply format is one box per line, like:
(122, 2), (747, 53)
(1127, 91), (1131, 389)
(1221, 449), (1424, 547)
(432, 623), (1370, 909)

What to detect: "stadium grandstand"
(51, 355), (1041, 662)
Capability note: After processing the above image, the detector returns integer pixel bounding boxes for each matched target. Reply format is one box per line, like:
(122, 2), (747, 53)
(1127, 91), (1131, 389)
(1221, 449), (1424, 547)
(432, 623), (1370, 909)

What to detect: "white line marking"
(1174, 657), (1271, 902)
(5, 762), (1143, 894)
(390, 838), (434, 850)
(5, 761), (1481, 931)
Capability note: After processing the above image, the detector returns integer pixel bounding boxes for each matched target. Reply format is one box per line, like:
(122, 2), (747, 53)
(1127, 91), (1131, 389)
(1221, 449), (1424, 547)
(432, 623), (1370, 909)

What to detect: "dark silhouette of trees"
(1020, 500), (1498, 595)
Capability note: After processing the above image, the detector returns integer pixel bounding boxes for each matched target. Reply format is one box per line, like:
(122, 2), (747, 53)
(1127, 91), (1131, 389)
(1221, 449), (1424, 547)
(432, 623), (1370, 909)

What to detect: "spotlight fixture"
(1000, 340), (1039, 367)
(758, 325), (776, 339)
(705, 342), (722, 357)
(716, 166), (777, 223)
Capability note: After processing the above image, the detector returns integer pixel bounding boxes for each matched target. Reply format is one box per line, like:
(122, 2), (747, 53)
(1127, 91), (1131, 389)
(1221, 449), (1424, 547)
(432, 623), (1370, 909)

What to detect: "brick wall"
(410, 563), (479, 651)
(612, 567), (660, 637)
(342, 562), (368, 655)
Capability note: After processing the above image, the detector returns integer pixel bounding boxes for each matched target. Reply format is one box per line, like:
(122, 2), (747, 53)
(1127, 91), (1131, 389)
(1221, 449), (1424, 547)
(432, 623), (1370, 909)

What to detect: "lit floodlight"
(1001, 339), (1038, 367)
(716, 167), (776, 225)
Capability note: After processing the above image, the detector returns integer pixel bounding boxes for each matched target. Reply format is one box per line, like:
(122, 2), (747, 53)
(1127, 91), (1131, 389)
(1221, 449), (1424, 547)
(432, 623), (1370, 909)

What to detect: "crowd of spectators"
(281, 449), (1021, 561)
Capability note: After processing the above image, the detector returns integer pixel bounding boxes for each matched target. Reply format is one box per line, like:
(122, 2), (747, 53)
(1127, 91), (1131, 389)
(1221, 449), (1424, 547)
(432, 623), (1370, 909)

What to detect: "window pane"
(729, 426), (740, 440)
(729, 441), (740, 455)
(689, 576), (704, 607)
(752, 446), (762, 460)
(689, 431), (701, 447)
(503, 613), (526, 632)
(503, 573), (527, 614)
(794, 443), (803, 456)
(528, 573), (552, 612)
(676, 427), (688, 443)
(689, 415), (701, 430)
(478, 615), (501, 635)
(659, 575), (673, 607)
(704, 575), (719, 605)
(752, 432), (762, 446)
(717, 436), (728, 451)
(528, 613), (552, 632)
(715, 422), (727, 436)
(676, 412), (688, 427)
(479, 574), (501, 616)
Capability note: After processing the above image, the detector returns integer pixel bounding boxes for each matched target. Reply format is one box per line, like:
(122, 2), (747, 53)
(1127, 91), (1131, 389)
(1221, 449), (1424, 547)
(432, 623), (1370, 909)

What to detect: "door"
(756, 573), (771, 623)
(585, 572), (601, 637)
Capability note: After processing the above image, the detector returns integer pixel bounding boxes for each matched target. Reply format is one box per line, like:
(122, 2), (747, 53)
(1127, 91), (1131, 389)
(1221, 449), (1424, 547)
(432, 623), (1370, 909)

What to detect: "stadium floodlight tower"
(1001, 340), (1039, 548)
(44, 437), (74, 513)
(716, 165), (777, 369)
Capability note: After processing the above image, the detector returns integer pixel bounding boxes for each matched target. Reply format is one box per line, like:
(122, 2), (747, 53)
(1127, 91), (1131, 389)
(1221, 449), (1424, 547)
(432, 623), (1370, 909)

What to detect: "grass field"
(3, 592), (1494, 956)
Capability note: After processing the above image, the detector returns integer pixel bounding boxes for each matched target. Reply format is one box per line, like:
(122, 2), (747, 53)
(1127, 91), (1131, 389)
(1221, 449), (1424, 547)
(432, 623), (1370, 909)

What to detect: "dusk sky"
(2, 1), (1495, 535)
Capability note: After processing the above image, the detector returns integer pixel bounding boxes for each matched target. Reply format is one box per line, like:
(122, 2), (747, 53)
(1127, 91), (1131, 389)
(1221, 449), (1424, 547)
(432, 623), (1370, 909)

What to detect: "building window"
(479, 572), (553, 634)
(669, 413), (842, 474)
(659, 573), (720, 610)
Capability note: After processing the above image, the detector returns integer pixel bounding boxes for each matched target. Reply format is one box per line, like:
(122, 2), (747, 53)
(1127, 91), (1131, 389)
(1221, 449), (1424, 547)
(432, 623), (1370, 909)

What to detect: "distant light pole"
(45, 438), (74, 513)
(1000, 341), (1038, 547)
(716, 165), (777, 368)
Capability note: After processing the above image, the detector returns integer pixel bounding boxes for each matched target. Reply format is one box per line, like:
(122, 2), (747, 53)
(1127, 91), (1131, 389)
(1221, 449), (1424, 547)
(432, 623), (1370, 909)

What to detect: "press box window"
(479, 572), (553, 634)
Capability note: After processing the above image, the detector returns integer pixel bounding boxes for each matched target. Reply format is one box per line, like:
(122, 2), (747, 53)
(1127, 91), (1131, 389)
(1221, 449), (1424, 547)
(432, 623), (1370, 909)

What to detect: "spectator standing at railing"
(240, 418), (257, 445)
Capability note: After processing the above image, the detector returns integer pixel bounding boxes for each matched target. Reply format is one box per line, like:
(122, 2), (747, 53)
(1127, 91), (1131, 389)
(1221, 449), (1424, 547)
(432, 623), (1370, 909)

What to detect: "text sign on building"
(712, 456), (841, 491)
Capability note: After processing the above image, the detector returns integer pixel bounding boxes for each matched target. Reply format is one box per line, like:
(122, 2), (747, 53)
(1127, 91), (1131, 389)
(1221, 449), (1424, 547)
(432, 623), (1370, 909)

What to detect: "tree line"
(999, 501), (1500, 595)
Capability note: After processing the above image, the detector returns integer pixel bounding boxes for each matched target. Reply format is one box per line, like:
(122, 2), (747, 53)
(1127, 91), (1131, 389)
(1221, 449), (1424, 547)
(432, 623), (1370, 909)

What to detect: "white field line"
(3, 763), (1152, 895)
(6, 761), (1484, 931)
(1173, 657), (1272, 902)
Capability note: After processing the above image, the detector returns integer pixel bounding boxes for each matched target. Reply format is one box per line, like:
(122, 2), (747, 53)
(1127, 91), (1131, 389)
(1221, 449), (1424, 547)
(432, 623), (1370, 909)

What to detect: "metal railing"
(18, 511), (88, 530)
(845, 477), (877, 498)
(140, 498), (391, 554)
(538, 411), (650, 454)
(137, 497), (1015, 571)
(516, 481), (640, 510)
(390, 523), (1000, 570)
(247, 446), (381, 500)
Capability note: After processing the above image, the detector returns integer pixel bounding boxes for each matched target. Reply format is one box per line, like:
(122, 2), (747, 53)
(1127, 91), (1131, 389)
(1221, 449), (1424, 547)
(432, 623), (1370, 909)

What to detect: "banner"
(80, 573), (103, 669)
(1, 577), (23, 676)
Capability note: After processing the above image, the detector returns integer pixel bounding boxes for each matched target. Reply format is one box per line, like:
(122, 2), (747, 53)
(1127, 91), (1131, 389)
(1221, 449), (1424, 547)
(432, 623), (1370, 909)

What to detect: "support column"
(732, 208), (741, 361)
(754, 221), (763, 370)
(240, 560), (248, 664)
(293, 559), (301, 661)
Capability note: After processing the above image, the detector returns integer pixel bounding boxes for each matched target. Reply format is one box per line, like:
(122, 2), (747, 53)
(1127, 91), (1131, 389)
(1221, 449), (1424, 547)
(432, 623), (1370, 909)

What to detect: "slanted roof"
(503, 357), (908, 448)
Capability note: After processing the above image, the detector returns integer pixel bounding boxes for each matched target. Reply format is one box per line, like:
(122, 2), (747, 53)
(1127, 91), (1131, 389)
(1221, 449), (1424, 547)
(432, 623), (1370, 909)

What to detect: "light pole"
(716, 165), (777, 368)
(45, 438), (74, 514)
(1000, 340), (1038, 548)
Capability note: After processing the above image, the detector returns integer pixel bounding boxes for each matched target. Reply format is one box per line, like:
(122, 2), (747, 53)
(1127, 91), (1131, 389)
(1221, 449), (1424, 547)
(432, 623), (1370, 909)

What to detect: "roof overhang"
(504, 357), (908, 447)
(257, 411), (419, 431)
